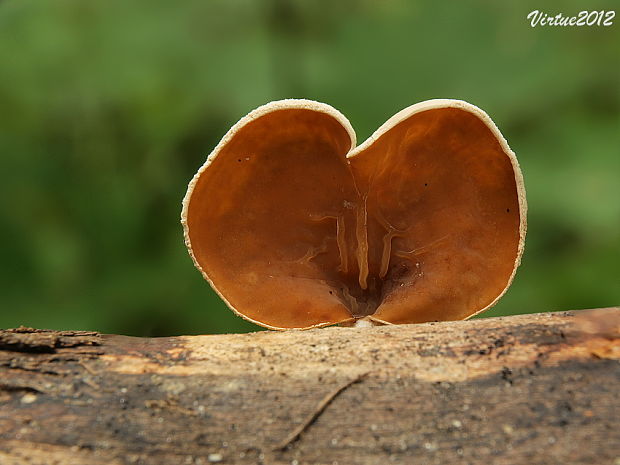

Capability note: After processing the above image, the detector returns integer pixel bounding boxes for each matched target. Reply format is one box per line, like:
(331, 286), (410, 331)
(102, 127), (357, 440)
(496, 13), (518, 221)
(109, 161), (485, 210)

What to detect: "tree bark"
(0, 308), (618, 465)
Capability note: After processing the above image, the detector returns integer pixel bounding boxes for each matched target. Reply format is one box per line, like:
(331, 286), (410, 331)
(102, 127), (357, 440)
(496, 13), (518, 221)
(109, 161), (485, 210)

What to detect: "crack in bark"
(273, 372), (369, 451)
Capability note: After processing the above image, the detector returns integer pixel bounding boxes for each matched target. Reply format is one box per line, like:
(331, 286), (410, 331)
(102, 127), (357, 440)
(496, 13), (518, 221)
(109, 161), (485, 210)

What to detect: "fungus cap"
(181, 99), (527, 330)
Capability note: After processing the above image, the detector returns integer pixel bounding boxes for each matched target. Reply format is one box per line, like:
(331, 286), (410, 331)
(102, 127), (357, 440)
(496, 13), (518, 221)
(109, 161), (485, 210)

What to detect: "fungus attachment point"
(181, 99), (527, 330)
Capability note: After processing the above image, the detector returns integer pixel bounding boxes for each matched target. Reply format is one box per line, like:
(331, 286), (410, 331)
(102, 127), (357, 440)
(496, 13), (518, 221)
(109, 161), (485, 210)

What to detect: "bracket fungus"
(181, 99), (526, 330)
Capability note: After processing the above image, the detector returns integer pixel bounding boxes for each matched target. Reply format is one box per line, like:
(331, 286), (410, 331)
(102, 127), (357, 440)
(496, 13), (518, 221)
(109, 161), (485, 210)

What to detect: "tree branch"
(0, 308), (618, 465)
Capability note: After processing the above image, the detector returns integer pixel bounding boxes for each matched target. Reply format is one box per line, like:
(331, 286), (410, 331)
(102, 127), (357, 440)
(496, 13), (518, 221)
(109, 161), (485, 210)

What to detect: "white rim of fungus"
(181, 99), (527, 330)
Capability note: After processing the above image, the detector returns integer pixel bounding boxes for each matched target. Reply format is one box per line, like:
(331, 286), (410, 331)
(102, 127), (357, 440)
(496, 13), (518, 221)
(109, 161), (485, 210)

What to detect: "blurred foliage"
(0, 0), (618, 335)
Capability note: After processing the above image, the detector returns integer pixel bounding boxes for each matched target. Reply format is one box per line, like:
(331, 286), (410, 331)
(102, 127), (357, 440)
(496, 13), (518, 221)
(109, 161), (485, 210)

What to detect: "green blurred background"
(0, 0), (618, 336)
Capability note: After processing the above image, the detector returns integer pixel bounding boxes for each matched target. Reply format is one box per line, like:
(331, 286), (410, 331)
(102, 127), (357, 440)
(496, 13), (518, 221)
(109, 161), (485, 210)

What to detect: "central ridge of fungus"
(302, 198), (420, 318)
(182, 99), (527, 330)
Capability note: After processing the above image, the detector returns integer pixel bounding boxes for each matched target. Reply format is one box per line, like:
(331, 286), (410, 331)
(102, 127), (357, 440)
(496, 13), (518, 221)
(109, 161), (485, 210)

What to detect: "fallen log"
(0, 308), (619, 465)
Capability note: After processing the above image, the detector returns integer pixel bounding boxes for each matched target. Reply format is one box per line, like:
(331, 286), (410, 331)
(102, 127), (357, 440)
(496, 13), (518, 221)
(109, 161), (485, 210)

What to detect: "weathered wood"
(0, 308), (619, 465)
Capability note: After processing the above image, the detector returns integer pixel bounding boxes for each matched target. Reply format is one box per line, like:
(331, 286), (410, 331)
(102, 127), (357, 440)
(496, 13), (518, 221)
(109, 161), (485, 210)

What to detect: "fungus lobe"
(182, 99), (526, 329)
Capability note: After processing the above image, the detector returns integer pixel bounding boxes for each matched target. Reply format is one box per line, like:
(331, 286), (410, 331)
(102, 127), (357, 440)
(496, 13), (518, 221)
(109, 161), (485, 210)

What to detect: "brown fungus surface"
(182, 99), (526, 330)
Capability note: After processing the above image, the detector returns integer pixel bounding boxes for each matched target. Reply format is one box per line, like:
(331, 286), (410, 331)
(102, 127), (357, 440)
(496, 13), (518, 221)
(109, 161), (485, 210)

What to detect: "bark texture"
(0, 308), (619, 465)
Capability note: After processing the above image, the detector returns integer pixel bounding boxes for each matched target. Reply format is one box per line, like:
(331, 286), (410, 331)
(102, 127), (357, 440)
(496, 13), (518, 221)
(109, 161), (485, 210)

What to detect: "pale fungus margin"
(181, 99), (527, 330)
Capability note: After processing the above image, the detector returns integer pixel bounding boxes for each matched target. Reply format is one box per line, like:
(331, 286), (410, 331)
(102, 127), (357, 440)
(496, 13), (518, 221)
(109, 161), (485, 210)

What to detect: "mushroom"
(181, 99), (526, 330)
